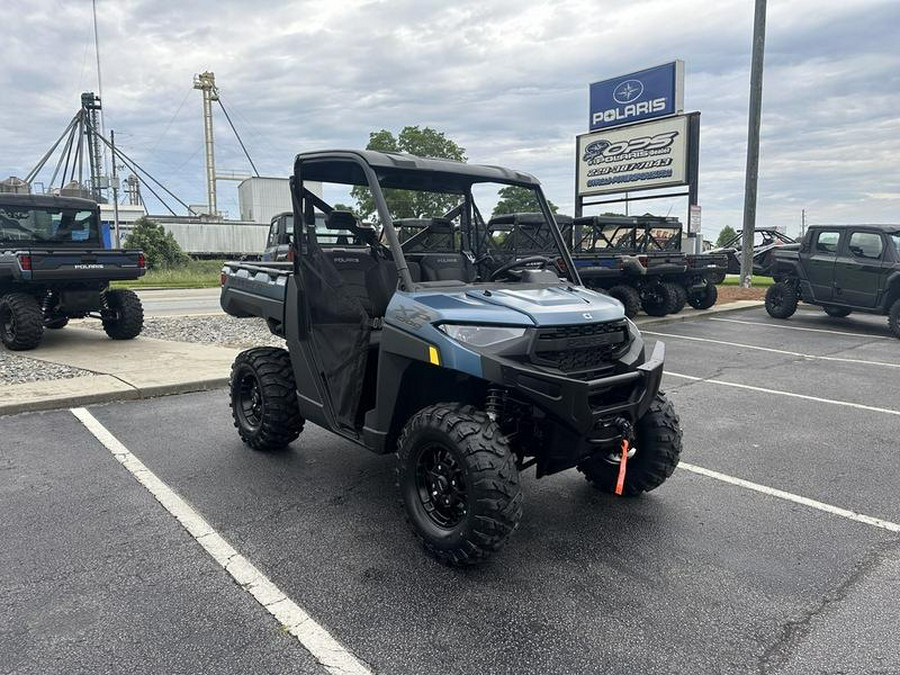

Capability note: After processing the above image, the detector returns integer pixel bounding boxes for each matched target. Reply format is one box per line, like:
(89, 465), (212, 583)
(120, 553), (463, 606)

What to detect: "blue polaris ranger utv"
(220, 150), (682, 565)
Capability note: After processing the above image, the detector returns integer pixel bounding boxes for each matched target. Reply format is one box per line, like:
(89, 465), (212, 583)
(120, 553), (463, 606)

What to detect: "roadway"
(2, 306), (898, 674)
(136, 287), (223, 317)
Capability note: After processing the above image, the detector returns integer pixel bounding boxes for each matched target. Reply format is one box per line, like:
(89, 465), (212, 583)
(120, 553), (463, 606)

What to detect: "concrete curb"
(1, 301), (764, 418)
(635, 300), (763, 328)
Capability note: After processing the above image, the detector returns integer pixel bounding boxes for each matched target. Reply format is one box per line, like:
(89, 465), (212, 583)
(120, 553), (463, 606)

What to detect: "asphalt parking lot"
(2, 305), (898, 675)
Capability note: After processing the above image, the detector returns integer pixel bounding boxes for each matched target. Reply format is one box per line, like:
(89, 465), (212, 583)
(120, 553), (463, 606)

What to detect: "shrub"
(124, 217), (189, 269)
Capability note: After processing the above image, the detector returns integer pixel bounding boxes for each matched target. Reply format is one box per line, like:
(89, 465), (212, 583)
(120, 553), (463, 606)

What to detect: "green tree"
(491, 186), (559, 218)
(716, 225), (738, 247)
(124, 217), (189, 269)
(352, 126), (467, 221)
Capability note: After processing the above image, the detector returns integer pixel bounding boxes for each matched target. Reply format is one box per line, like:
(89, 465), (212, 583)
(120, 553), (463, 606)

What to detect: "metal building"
(238, 176), (322, 224)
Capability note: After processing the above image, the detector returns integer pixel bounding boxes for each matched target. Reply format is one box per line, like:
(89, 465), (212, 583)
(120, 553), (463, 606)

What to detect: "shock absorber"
(485, 386), (506, 422)
(41, 291), (55, 317)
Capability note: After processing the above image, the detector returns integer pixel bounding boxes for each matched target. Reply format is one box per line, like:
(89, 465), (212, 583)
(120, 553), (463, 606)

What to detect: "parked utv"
(568, 215), (690, 318)
(0, 193), (145, 350)
(766, 224), (900, 338)
(710, 227), (796, 277)
(221, 150), (682, 565)
(627, 214), (726, 312)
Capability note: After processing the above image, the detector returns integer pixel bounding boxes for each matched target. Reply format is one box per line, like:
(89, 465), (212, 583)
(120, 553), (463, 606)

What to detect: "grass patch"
(720, 274), (774, 287)
(113, 259), (226, 289)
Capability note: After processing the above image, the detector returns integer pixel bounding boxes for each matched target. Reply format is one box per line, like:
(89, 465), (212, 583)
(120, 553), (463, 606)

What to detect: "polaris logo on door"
(589, 61), (684, 131)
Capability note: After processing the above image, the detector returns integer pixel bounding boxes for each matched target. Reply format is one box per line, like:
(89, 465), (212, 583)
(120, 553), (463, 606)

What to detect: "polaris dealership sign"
(576, 114), (693, 197)
(589, 61), (684, 131)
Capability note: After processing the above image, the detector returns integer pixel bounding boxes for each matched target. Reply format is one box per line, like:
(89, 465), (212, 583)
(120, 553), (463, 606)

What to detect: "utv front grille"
(530, 320), (629, 380)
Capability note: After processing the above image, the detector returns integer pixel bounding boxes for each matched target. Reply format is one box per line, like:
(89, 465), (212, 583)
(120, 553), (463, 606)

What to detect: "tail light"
(17, 254), (32, 271)
(287, 248), (295, 262)
(220, 272), (227, 286)
(137, 253), (146, 269)
(638, 255), (649, 266)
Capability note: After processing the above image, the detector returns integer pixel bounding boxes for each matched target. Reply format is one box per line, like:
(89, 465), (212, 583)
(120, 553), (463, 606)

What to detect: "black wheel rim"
(771, 288), (784, 309)
(236, 370), (263, 430)
(415, 442), (467, 529)
(0, 306), (15, 340)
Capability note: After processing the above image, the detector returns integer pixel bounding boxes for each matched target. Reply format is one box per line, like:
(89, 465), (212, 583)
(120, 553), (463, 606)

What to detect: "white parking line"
(70, 407), (373, 675)
(645, 331), (900, 369)
(709, 317), (892, 340)
(680, 462), (900, 534)
(665, 372), (900, 417)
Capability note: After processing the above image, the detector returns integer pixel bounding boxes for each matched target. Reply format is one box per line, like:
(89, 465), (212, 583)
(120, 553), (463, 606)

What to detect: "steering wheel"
(489, 255), (557, 281)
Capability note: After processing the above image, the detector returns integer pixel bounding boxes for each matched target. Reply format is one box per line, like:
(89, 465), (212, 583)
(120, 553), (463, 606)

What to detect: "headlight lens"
(438, 324), (527, 347)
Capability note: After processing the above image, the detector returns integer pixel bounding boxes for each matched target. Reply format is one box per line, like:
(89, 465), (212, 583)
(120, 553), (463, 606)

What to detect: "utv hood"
(412, 285), (625, 326)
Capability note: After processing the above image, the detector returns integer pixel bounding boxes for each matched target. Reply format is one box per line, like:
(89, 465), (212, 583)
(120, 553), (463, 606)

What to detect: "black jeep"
(766, 224), (900, 338)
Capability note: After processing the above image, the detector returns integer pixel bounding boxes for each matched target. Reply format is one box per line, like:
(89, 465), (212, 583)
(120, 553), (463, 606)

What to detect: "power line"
(217, 96), (260, 177)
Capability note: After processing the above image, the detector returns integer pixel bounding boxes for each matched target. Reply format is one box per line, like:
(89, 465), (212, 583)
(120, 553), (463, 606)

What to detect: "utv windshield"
(0, 205), (101, 246)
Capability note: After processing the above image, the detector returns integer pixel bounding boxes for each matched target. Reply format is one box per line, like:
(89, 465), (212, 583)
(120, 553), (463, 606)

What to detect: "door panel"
(833, 231), (885, 308)
(806, 230), (840, 302)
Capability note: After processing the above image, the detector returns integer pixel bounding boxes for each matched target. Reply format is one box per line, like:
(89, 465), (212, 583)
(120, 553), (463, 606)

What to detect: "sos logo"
(583, 131), (678, 163)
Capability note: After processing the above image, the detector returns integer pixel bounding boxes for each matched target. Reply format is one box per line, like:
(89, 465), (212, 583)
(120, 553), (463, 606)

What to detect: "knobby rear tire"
(0, 292), (44, 351)
(608, 285), (641, 319)
(230, 347), (304, 451)
(102, 289), (144, 340)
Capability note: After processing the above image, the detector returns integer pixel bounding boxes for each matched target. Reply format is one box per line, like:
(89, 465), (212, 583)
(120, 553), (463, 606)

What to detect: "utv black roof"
(809, 223), (900, 232)
(489, 212), (573, 227)
(0, 193), (99, 210)
(294, 150), (541, 192)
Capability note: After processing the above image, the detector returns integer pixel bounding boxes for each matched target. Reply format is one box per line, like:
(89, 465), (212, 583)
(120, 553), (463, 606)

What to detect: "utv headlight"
(438, 324), (527, 348)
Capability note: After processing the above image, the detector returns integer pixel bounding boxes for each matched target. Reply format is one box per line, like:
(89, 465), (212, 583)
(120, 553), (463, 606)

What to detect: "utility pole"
(740, 0), (767, 288)
(193, 71), (219, 217)
(110, 129), (121, 248)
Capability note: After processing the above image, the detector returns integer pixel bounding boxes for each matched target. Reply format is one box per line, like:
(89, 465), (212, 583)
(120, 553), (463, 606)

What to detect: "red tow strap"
(615, 438), (629, 496)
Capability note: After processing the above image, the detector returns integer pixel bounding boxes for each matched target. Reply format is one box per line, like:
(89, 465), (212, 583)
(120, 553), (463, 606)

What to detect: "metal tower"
(81, 92), (106, 202)
(193, 71), (219, 216)
(125, 174), (143, 206)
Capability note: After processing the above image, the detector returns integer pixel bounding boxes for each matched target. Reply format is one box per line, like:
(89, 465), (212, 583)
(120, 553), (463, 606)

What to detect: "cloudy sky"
(3, 0), (899, 238)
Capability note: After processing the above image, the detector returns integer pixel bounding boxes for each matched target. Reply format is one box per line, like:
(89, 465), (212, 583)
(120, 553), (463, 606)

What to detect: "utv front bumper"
(480, 341), (665, 476)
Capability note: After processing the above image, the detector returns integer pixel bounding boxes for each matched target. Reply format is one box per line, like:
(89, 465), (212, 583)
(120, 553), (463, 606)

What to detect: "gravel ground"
(3, 290), (763, 387)
(1, 316), (282, 387)
(0, 350), (93, 386)
(81, 315), (285, 349)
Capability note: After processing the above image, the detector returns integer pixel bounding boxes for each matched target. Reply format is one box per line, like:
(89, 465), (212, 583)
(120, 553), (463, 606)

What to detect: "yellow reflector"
(428, 345), (441, 365)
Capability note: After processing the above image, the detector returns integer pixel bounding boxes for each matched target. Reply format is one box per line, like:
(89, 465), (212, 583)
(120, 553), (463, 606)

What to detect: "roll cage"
(290, 150), (579, 289)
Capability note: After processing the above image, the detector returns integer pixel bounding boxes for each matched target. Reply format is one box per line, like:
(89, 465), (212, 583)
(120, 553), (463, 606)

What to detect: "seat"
(417, 253), (476, 283)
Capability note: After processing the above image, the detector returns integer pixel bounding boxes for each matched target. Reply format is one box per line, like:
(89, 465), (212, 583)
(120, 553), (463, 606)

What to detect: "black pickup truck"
(0, 193), (146, 350)
(766, 224), (900, 338)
